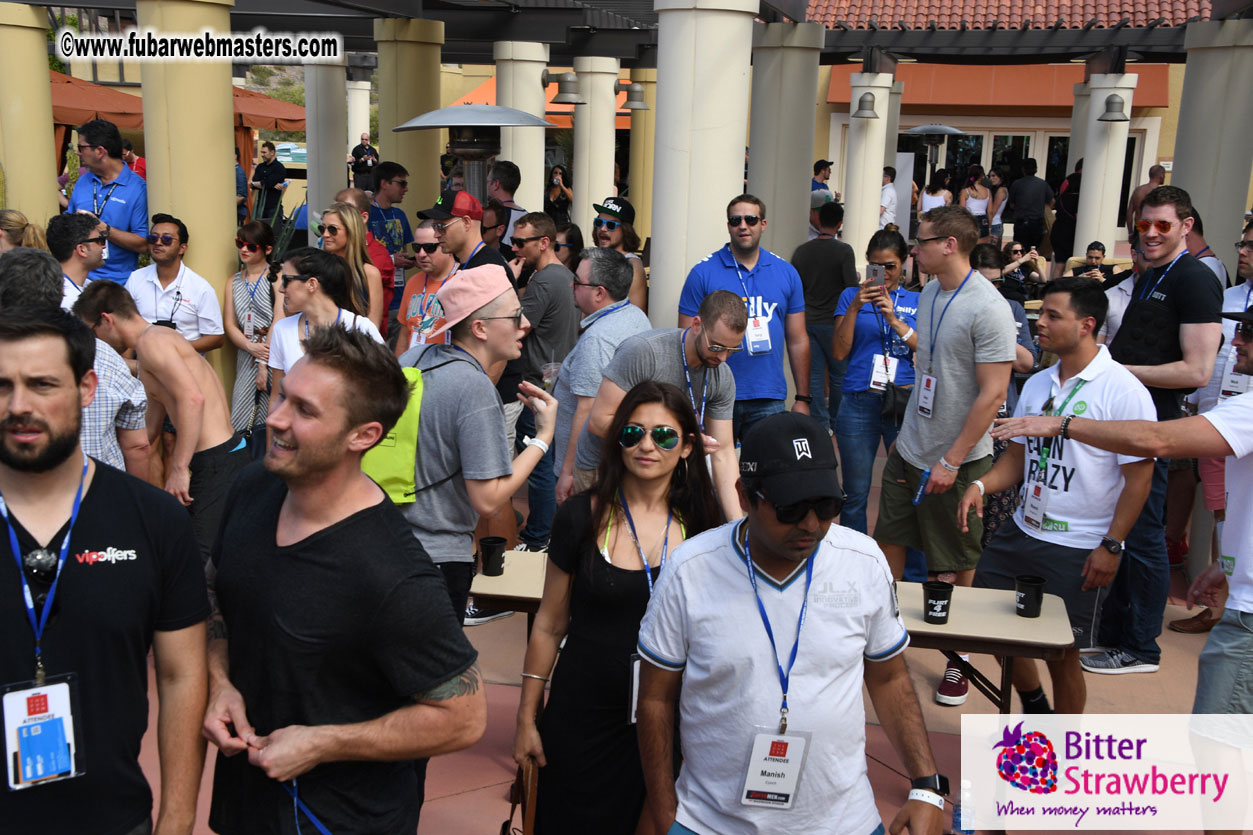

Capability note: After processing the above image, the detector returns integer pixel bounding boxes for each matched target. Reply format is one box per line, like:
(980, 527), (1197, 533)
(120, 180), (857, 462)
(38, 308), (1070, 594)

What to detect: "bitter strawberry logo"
(994, 721), (1058, 794)
(769, 741), (789, 758)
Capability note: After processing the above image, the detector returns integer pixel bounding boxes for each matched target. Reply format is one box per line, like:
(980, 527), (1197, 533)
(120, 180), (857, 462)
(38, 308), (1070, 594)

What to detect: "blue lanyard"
(304, 308), (342, 339)
(1139, 249), (1188, 302)
(0, 457), (89, 684)
(244, 271), (265, 306)
(1244, 282), (1251, 311)
(590, 300), (630, 327)
(283, 779), (334, 835)
(741, 524), (815, 734)
(91, 178), (121, 216)
(731, 260), (754, 313)
(680, 328), (708, 430)
(449, 241), (485, 279)
(618, 491), (672, 598)
(63, 273), (83, 294)
(927, 269), (974, 373)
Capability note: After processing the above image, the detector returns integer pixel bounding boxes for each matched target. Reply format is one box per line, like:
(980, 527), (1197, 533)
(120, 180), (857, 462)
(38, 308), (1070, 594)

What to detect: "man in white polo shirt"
(960, 277), (1155, 713)
(127, 213), (224, 353)
(992, 304), (1253, 721)
(637, 412), (946, 835)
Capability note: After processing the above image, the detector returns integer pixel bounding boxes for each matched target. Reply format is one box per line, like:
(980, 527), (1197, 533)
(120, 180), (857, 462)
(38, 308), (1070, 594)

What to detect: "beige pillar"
(747, 21), (824, 262)
(375, 18), (444, 204)
(572, 56), (621, 233)
(136, 0), (236, 387)
(1074, 74), (1137, 253)
(628, 67), (658, 241)
(1172, 20), (1253, 280)
(347, 80), (372, 149)
(649, 0), (758, 327)
(841, 73), (892, 267)
(884, 80), (904, 163)
(0, 4), (60, 225)
(1066, 82), (1090, 176)
(494, 42), (550, 214)
(305, 60), (349, 218)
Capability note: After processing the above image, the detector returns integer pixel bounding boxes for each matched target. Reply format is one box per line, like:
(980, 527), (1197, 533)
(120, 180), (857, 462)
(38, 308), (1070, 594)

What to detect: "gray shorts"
(1194, 609), (1253, 715)
(973, 520), (1101, 648)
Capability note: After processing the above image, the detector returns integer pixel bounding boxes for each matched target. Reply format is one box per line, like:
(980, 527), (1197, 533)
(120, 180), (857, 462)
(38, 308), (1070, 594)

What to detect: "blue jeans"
(516, 406), (556, 546)
(835, 389), (899, 534)
(806, 322), (846, 431)
(732, 398), (786, 442)
(1098, 458), (1169, 663)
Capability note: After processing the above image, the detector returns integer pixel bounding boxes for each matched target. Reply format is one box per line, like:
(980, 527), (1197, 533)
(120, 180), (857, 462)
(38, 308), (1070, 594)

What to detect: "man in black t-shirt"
(349, 132), (379, 191)
(204, 327), (483, 834)
(0, 307), (208, 835)
(1092, 186), (1223, 676)
(250, 141), (287, 221)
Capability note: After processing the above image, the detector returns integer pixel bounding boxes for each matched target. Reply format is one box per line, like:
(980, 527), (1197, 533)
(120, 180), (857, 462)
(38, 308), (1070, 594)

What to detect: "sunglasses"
(388, 179), (409, 188)
(318, 224), (341, 237)
(235, 238), (261, 253)
(480, 310), (524, 327)
(913, 235), (948, 246)
(414, 242), (440, 254)
(512, 235), (546, 246)
(1010, 249), (1024, 255)
(281, 273), (313, 288)
(434, 219), (464, 233)
(727, 215), (761, 227)
(1135, 219), (1176, 234)
(554, 242), (571, 250)
(619, 424), (681, 451)
(702, 330), (743, 354)
(79, 235), (108, 247)
(1235, 241), (1253, 252)
(146, 233), (177, 246)
(593, 218), (621, 231)
(755, 491), (842, 525)
(22, 549), (60, 618)
(1236, 322), (1253, 341)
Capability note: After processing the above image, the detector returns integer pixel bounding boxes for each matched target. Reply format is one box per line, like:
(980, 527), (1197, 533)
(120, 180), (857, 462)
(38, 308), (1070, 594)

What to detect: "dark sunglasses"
(388, 179), (409, 188)
(1010, 248), (1024, 255)
(912, 235), (948, 247)
(22, 549), (61, 619)
(593, 218), (621, 231)
(480, 310), (524, 327)
(619, 424), (681, 451)
(235, 238), (261, 253)
(1135, 219), (1175, 234)
(414, 242), (440, 254)
(281, 273), (313, 288)
(318, 224), (341, 237)
(756, 492), (842, 525)
(79, 235), (108, 247)
(727, 215), (761, 227)
(146, 233), (177, 246)
(512, 235), (546, 246)
(553, 242), (571, 250)
(1236, 322), (1253, 341)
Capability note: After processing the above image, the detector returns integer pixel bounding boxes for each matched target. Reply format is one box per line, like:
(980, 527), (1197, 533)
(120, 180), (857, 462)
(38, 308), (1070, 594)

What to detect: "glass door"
(945, 134), (985, 185)
(1044, 135), (1071, 192)
(991, 134), (1032, 180)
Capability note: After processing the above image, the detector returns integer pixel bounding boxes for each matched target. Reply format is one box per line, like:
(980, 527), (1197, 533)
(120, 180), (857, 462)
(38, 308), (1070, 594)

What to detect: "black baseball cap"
(739, 413), (841, 506)
(1221, 305), (1253, 326)
(592, 196), (635, 225)
(813, 159), (834, 174)
(417, 189), (483, 222)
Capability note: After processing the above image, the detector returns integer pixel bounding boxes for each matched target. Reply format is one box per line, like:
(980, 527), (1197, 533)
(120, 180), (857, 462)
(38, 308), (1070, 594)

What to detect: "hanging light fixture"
(1097, 93), (1129, 122)
(852, 92), (878, 119)
(542, 69), (586, 105)
(615, 80), (650, 110)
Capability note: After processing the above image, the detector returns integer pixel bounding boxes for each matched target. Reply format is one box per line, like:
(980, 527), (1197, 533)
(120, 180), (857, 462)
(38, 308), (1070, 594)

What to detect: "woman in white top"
(319, 201), (385, 331)
(959, 163), (992, 241)
(918, 169), (952, 213)
(267, 247), (384, 416)
(987, 167), (1009, 245)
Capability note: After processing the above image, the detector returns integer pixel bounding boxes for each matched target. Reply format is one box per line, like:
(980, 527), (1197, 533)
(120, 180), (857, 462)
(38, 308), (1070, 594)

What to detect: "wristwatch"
(794, 394), (813, 404)
(1101, 536), (1124, 556)
(911, 773), (950, 796)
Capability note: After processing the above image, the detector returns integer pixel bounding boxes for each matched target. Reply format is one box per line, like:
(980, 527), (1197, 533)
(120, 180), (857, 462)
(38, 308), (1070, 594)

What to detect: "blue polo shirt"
(66, 165), (147, 285)
(834, 286), (921, 393)
(678, 244), (805, 401)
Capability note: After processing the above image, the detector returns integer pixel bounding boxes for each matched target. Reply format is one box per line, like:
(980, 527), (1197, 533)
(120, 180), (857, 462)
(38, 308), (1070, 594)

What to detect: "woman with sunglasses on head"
(515, 381), (720, 835)
(395, 220), (457, 357)
(544, 164), (573, 226)
(831, 229), (921, 534)
(223, 222), (280, 444)
(592, 197), (648, 311)
(319, 201), (384, 331)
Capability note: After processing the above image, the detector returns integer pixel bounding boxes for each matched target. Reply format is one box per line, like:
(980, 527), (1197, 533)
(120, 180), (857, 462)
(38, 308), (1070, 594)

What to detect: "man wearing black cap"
(593, 196), (648, 310)
(637, 412), (945, 835)
(811, 159), (834, 194)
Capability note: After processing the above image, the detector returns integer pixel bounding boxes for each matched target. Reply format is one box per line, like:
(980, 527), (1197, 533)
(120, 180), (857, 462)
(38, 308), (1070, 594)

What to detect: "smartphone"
(866, 264), (886, 288)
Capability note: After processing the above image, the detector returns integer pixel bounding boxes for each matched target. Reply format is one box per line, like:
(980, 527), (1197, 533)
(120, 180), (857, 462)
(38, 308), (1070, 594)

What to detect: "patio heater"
(904, 124), (965, 185)
(393, 104), (556, 202)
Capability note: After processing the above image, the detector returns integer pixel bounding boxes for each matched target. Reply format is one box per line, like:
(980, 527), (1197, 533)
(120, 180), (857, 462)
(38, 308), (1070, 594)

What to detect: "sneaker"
(935, 660), (969, 706)
(464, 605), (514, 626)
(1079, 649), (1160, 675)
(513, 541), (547, 552)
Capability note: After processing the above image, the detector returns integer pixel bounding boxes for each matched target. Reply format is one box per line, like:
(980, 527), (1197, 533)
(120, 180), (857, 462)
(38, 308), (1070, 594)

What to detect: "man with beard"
(46, 213), (108, 311)
(593, 196), (648, 310)
(0, 306), (208, 835)
(204, 326), (484, 834)
(73, 281), (245, 564)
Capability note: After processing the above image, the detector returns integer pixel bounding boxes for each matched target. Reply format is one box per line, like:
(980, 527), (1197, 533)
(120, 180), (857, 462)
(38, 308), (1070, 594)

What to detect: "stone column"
(136, 0), (236, 386)
(884, 79), (904, 164)
(841, 73), (893, 267)
(747, 22), (824, 262)
(1172, 20), (1253, 279)
(305, 59), (349, 217)
(572, 56), (621, 233)
(494, 41), (550, 214)
(1074, 73), (1137, 254)
(649, 0), (758, 327)
(375, 18), (444, 203)
(1066, 82), (1090, 176)
(628, 67), (658, 241)
(0, 4), (61, 226)
(346, 79), (372, 149)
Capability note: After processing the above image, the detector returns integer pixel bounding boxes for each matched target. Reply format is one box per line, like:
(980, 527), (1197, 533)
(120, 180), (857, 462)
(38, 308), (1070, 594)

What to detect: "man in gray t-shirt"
(586, 290), (748, 521)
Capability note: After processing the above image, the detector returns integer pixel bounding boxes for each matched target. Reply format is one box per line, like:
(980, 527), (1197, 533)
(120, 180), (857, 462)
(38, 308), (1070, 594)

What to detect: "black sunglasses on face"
(912, 235), (948, 247)
(512, 235), (546, 246)
(756, 491), (842, 524)
(147, 234), (176, 246)
(414, 242), (440, 254)
(389, 179), (409, 188)
(281, 274), (313, 288)
(593, 218), (621, 231)
(727, 215), (761, 227)
(619, 424), (681, 451)
(1236, 322), (1253, 341)
(79, 235), (108, 247)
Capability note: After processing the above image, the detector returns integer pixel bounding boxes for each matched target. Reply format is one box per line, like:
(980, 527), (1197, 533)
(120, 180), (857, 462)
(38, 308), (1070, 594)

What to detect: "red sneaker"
(1167, 537), (1188, 567)
(935, 660), (969, 706)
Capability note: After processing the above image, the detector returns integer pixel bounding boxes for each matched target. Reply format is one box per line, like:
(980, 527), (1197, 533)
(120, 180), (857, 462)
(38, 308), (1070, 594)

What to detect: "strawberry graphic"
(994, 721), (1058, 794)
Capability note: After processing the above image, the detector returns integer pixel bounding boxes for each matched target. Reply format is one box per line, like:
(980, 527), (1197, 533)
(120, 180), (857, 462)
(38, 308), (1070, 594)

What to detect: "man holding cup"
(957, 277), (1154, 713)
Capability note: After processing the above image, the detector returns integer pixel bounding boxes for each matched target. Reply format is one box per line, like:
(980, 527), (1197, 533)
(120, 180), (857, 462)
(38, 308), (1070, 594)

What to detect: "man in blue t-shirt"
(65, 119), (148, 285)
(678, 194), (810, 440)
(368, 162), (418, 334)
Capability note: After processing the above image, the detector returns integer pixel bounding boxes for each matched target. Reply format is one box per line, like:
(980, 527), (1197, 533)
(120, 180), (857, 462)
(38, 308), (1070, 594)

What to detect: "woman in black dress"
(514, 381), (721, 835)
(544, 164), (573, 226)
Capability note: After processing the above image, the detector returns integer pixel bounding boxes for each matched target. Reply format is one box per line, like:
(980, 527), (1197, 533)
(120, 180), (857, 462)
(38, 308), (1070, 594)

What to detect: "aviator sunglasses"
(1135, 219), (1176, 235)
(146, 233), (177, 246)
(619, 424), (681, 451)
(756, 491), (843, 524)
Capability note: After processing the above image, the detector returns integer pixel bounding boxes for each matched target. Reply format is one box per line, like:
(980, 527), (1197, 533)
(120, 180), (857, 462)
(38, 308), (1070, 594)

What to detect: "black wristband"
(1060, 414), (1074, 439)
(794, 394), (813, 404)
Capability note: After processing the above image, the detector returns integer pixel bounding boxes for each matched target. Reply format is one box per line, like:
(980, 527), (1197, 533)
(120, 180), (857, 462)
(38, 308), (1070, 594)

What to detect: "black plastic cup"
(923, 580), (954, 625)
(1015, 574), (1046, 618)
(480, 536), (508, 577)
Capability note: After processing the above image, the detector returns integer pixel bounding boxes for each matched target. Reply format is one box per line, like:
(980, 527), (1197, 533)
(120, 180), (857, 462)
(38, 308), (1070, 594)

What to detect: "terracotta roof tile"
(805, 0), (1210, 29)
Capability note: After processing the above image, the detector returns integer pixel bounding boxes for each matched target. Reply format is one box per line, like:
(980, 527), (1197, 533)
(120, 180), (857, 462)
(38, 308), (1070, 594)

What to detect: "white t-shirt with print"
(1200, 392), (1253, 611)
(637, 520), (907, 835)
(267, 310), (384, 373)
(1010, 345), (1156, 550)
(1189, 280), (1251, 413)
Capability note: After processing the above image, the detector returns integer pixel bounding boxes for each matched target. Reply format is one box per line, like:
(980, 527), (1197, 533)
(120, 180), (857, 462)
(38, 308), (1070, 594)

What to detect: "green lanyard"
(1035, 379), (1087, 478)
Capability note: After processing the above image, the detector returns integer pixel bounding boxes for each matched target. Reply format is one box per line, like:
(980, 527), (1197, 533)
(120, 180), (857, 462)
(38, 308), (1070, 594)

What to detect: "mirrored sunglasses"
(619, 424), (681, 451)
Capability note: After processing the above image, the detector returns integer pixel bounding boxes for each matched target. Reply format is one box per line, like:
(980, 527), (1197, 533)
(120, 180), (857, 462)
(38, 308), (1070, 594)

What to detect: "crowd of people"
(1, 115), (1251, 835)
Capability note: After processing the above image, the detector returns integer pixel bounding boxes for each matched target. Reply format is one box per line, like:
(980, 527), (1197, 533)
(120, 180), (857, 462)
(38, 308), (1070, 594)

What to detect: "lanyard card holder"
(740, 726), (813, 809)
(2, 674), (85, 791)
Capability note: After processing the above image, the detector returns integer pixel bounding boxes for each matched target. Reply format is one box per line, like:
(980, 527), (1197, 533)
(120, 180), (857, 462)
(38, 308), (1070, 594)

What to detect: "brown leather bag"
(499, 756), (538, 835)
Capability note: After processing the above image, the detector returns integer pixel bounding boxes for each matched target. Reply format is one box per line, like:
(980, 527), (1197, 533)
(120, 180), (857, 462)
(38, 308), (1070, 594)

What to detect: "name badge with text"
(741, 728), (811, 809)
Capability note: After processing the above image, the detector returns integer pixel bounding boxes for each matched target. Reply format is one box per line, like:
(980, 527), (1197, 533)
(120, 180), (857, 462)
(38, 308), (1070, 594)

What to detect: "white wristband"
(908, 788), (945, 810)
(939, 456), (960, 473)
(972, 479), (986, 497)
(523, 436), (550, 455)
(900, 327), (915, 341)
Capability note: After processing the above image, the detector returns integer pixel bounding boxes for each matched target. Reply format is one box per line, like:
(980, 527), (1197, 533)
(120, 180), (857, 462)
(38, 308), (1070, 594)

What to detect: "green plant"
(64, 150), (82, 202)
(370, 105), (379, 143)
(46, 14), (77, 73)
(250, 65), (276, 86)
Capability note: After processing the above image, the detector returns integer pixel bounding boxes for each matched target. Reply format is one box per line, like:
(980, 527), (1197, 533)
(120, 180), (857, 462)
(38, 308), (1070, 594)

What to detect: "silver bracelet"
(938, 456), (960, 472)
(520, 673), (550, 682)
